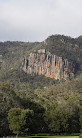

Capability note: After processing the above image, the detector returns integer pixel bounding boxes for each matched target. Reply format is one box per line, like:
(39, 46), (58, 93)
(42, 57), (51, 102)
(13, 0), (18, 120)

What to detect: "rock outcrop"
(0, 55), (2, 69)
(23, 49), (75, 80)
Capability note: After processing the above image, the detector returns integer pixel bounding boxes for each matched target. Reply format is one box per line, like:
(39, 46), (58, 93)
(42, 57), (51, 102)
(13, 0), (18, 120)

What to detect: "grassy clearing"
(1, 135), (79, 138)
(31, 136), (79, 138)
(28, 133), (79, 138)
(18, 136), (79, 138)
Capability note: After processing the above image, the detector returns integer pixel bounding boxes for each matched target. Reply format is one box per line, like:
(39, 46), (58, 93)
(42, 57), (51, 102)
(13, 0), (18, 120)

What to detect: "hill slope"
(0, 35), (82, 83)
(0, 35), (82, 136)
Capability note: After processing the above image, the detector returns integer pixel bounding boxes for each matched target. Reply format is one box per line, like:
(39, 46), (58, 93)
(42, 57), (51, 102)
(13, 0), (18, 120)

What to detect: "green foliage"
(79, 134), (82, 138)
(79, 106), (82, 133)
(0, 83), (45, 136)
(0, 83), (23, 136)
(44, 105), (80, 133)
(44, 107), (69, 133)
(0, 69), (58, 89)
(8, 108), (34, 135)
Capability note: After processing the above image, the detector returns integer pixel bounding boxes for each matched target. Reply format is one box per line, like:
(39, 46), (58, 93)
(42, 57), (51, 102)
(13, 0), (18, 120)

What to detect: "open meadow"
(28, 136), (79, 138)
(6, 136), (79, 138)
(11, 136), (79, 138)
(30, 136), (79, 138)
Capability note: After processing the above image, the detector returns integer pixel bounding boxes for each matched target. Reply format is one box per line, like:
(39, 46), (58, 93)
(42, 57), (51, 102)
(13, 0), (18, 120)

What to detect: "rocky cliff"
(0, 55), (2, 69)
(23, 49), (75, 80)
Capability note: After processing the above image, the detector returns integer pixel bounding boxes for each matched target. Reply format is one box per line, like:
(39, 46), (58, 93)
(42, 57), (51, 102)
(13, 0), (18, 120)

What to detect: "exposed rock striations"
(23, 49), (75, 80)
(0, 55), (2, 69)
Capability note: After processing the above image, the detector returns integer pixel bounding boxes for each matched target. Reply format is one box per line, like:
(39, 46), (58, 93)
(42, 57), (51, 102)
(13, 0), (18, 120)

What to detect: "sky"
(0, 0), (82, 42)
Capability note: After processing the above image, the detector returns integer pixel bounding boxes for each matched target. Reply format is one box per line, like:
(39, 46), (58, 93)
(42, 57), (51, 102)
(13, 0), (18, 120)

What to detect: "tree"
(44, 105), (80, 133)
(79, 105), (82, 133)
(44, 106), (69, 133)
(8, 108), (34, 135)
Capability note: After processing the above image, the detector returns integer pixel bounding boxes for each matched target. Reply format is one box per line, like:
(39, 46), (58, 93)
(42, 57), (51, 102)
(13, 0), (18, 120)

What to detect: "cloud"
(0, 0), (82, 41)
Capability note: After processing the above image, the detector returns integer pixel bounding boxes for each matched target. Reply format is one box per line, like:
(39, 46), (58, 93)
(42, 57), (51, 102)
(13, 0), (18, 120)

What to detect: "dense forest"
(0, 35), (82, 136)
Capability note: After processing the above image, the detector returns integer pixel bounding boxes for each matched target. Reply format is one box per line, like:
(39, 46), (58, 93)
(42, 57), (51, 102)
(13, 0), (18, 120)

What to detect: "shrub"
(79, 134), (82, 138)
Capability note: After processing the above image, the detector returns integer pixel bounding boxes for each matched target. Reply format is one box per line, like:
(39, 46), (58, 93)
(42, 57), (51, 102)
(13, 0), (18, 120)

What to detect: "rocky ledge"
(23, 49), (75, 80)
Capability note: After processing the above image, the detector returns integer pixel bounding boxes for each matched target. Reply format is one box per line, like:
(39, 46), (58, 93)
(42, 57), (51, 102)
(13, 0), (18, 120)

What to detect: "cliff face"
(23, 49), (75, 80)
(0, 55), (2, 69)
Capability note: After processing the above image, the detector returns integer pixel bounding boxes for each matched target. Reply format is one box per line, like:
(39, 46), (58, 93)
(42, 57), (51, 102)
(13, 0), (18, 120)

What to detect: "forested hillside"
(0, 35), (82, 77)
(0, 35), (82, 136)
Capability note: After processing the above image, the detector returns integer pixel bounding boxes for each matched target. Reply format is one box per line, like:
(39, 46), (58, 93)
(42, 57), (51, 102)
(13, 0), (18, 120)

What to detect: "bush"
(8, 108), (34, 135)
(79, 134), (82, 138)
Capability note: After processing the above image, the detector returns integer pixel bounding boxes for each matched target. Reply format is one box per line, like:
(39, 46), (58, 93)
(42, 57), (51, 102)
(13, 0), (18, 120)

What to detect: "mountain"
(0, 35), (82, 79)
(0, 35), (82, 136)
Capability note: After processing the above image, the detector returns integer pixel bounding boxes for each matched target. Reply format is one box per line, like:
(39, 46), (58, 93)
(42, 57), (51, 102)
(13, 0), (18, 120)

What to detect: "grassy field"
(1, 136), (79, 138)
(1, 135), (80, 138)
(28, 133), (80, 138)
(21, 136), (79, 138)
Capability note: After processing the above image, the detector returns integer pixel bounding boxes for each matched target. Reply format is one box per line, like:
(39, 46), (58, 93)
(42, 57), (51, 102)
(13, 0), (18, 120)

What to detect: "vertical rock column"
(23, 57), (27, 72)
(23, 49), (75, 80)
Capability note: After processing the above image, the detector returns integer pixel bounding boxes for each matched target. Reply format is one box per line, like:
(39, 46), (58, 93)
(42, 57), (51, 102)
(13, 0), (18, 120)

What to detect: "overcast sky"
(0, 0), (82, 42)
